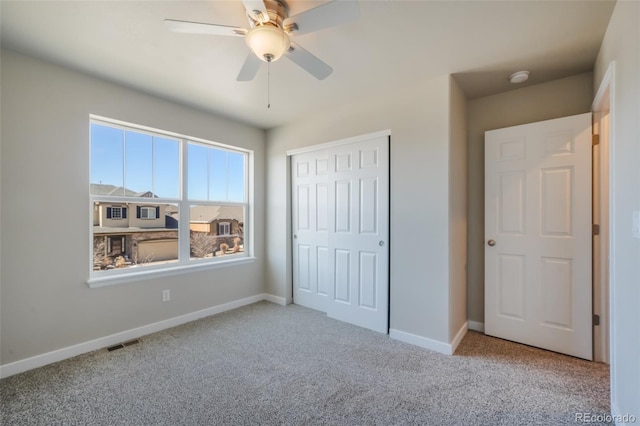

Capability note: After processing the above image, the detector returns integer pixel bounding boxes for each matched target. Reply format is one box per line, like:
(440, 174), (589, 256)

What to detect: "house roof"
(189, 205), (244, 223)
(91, 184), (157, 198)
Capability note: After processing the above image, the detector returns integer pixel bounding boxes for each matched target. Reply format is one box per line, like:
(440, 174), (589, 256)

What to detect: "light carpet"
(1, 301), (611, 425)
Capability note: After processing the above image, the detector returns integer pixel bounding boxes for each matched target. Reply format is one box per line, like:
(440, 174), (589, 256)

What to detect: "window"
(218, 222), (231, 236)
(139, 206), (158, 219)
(90, 117), (251, 282)
(107, 206), (125, 220)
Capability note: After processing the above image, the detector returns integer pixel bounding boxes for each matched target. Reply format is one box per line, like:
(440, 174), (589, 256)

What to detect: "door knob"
(293, 234), (297, 239)
(379, 240), (385, 247)
(487, 239), (496, 246)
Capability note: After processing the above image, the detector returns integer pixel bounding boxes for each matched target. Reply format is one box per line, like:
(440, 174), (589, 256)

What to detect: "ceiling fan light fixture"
(245, 25), (290, 62)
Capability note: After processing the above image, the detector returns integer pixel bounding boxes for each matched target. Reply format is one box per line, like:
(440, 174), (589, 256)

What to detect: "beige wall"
(190, 223), (211, 233)
(465, 72), (594, 324)
(93, 205), (99, 226)
(594, 1), (640, 420)
(0, 49), (266, 365)
(99, 204), (130, 228)
(266, 75), (464, 346)
(128, 204), (166, 229)
(448, 77), (468, 341)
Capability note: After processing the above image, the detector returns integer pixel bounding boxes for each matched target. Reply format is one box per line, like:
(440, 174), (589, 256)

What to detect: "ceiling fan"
(165, 0), (359, 81)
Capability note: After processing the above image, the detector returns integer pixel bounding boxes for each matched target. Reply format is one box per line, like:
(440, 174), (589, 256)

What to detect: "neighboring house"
(91, 184), (179, 268)
(167, 204), (244, 256)
(92, 185), (244, 268)
(188, 205), (244, 239)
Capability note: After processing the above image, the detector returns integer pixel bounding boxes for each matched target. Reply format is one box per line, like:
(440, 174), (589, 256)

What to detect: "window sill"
(87, 256), (256, 288)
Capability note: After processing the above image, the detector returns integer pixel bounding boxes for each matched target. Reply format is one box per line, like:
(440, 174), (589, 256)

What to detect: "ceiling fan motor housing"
(252, 0), (289, 28)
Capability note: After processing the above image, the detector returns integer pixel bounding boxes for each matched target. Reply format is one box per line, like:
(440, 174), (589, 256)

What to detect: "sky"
(90, 123), (245, 202)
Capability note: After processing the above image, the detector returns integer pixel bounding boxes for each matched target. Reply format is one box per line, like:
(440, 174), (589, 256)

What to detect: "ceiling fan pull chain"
(267, 60), (271, 109)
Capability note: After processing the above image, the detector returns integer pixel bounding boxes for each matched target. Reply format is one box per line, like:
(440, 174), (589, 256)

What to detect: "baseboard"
(468, 321), (485, 333)
(262, 293), (287, 306)
(390, 322), (468, 356)
(450, 321), (468, 354)
(390, 329), (452, 355)
(611, 402), (638, 425)
(0, 293), (280, 379)
(612, 403), (621, 425)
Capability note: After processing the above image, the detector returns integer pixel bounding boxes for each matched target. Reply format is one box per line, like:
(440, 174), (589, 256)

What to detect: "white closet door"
(485, 113), (592, 360)
(292, 134), (389, 333)
(292, 150), (330, 312)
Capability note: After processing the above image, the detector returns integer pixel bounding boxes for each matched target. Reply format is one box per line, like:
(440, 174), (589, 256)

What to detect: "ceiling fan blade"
(285, 42), (333, 80)
(237, 52), (263, 81)
(241, 0), (269, 24)
(284, 1), (359, 36)
(164, 19), (247, 37)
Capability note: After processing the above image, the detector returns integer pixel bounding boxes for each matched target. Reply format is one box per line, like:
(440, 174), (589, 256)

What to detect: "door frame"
(286, 129), (391, 326)
(592, 61), (615, 367)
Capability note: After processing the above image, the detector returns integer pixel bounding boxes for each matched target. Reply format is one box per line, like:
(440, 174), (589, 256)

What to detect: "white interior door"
(292, 134), (389, 333)
(291, 149), (330, 312)
(484, 113), (592, 360)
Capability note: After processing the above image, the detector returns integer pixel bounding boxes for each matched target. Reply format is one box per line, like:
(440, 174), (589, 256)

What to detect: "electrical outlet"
(633, 210), (640, 239)
(162, 289), (170, 302)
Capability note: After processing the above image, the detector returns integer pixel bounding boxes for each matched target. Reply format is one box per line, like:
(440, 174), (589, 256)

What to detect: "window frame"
(88, 116), (254, 287)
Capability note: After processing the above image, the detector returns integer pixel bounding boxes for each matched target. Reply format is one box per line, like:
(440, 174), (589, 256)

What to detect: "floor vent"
(107, 339), (141, 352)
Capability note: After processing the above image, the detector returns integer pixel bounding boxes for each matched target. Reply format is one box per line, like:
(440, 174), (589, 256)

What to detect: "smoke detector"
(510, 71), (530, 84)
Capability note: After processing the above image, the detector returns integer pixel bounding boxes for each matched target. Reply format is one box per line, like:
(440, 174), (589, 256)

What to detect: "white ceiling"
(0, 0), (615, 130)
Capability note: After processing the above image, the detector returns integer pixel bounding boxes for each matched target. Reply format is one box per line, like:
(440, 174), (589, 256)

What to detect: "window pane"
(93, 201), (179, 271)
(124, 130), (153, 196)
(188, 144), (208, 200)
(209, 149), (227, 201)
(90, 124), (124, 195)
(227, 152), (245, 202)
(154, 137), (180, 199)
(189, 204), (245, 259)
